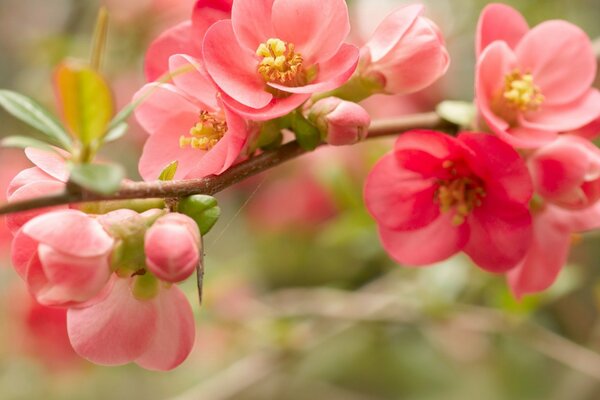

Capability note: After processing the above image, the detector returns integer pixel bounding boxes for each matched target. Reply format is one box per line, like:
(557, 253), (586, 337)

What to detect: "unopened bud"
(309, 97), (370, 146)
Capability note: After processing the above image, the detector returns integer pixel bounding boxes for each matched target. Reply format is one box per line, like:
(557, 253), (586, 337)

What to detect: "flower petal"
(6, 181), (67, 234)
(476, 3), (528, 57)
(7, 167), (54, 198)
(220, 90), (309, 121)
(135, 286), (195, 371)
(11, 228), (38, 279)
(231, 0), (275, 51)
(169, 54), (219, 110)
(24, 148), (68, 182)
(191, 0), (233, 46)
(67, 278), (157, 366)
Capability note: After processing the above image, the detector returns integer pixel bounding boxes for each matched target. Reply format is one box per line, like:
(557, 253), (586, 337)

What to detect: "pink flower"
(528, 135), (600, 209)
(6, 148), (69, 234)
(308, 97), (370, 146)
(144, 0), (233, 81)
(67, 277), (195, 371)
(364, 130), (533, 272)
(11, 210), (114, 306)
(135, 55), (250, 180)
(145, 213), (201, 283)
(359, 4), (449, 95)
(201, 0), (359, 120)
(475, 4), (600, 148)
(508, 203), (600, 297)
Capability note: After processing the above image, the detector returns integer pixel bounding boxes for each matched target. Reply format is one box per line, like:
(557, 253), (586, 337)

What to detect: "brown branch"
(0, 112), (447, 216)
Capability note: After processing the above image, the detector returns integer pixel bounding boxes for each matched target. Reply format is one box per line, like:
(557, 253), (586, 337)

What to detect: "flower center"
(256, 38), (305, 86)
(179, 111), (227, 151)
(502, 70), (544, 112)
(435, 161), (486, 225)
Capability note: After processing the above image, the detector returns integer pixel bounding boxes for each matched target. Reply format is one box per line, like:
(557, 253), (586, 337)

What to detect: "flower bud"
(360, 4), (449, 95)
(309, 97), (370, 146)
(144, 213), (201, 283)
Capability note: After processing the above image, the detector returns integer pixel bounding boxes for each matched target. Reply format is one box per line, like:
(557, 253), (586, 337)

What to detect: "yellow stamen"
(179, 111), (227, 151)
(435, 163), (486, 226)
(256, 38), (304, 86)
(503, 70), (544, 112)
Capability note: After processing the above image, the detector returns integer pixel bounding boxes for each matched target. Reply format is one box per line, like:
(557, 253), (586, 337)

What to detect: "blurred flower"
(475, 3), (600, 148)
(528, 135), (600, 209)
(202, 0), (359, 120)
(308, 97), (370, 146)
(67, 276), (195, 371)
(134, 55), (250, 180)
(359, 4), (449, 96)
(145, 213), (201, 283)
(365, 130), (533, 272)
(11, 209), (115, 306)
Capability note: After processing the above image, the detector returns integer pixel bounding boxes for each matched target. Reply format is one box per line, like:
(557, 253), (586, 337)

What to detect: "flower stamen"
(503, 70), (544, 112)
(256, 38), (305, 86)
(179, 111), (227, 151)
(436, 162), (486, 225)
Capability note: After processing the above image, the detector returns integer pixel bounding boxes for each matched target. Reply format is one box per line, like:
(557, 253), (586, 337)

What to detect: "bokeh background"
(1, 0), (600, 399)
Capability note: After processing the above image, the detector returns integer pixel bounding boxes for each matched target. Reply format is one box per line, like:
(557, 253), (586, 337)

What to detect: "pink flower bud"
(309, 97), (370, 146)
(360, 4), (449, 95)
(144, 213), (201, 283)
(11, 210), (115, 307)
(529, 135), (600, 209)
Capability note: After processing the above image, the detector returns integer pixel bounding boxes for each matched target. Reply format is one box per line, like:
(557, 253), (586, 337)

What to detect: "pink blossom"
(145, 213), (201, 283)
(135, 55), (250, 180)
(144, 0), (233, 81)
(528, 135), (600, 209)
(508, 203), (600, 297)
(364, 130), (533, 272)
(309, 97), (370, 146)
(475, 4), (600, 148)
(359, 4), (449, 95)
(201, 0), (359, 120)
(6, 148), (69, 234)
(67, 277), (195, 371)
(11, 210), (114, 307)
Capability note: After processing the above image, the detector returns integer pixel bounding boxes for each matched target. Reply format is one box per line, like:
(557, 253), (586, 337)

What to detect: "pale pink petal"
(230, 0), (275, 51)
(6, 181), (67, 234)
(135, 286), (195, 371)
(24, 148), (68, 182)
(394, 130), (460, 160)
(476, 3), (528, 57)
(272, 0), (350, 63)
(169, 54), (219, 110)
(220, 90), (310, 121)
(22, 210), (113, 257)
(11, 228), (38, 279)
(191, 0), (233, 46)
(7, 167), (54, 198)
(365, 4), (423, 62)
(378, 212), (468, 266)
(516, 21), (596, 105)
(505, 126), (557, 149)
(133, 83), (199, 136)
(508, 209), (571, 298)
(67, 279), (157, 365)
(463, 201), (532, 273)
(267, 44), (359, 94)
(203, 21), (272, 109)
(521, 89), (600, 132)
(364, 153), (439, 230)
(138, 126), (208, 181)
(144, 21), (199, 82)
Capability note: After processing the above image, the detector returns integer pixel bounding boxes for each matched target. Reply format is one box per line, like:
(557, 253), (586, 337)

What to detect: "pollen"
(256, 38), (305, 86)
(436, 162), (486, 225)
(503, 70), (545, 112)
(179, 111), (227, 151)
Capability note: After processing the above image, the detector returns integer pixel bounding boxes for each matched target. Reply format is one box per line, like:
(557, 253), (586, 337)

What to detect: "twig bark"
(0, 112), (447, 216)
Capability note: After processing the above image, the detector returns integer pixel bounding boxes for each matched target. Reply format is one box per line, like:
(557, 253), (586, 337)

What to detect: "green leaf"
(436, 101), (477, 128)
(69, 163), (125, 195)
(103, 122), (128, 143)
(1, 136), (60, 153)
(158, 161), (178, 181)
(291, 113), (321, 150)
(0, 90), (72, 149)
(54, 61), (114, 145)
(178, 195), (221, 235)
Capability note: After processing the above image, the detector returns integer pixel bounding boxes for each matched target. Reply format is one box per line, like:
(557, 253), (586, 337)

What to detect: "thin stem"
(0, 112), (448, 216)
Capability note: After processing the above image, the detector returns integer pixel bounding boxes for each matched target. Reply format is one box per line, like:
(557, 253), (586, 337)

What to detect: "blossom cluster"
(364, 4), (600, 298)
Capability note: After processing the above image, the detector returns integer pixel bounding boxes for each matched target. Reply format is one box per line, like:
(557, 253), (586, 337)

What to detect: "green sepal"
(178, 195), (221, 235)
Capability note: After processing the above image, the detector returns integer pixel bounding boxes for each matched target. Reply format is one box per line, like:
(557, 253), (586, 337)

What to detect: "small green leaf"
(103, 122), (128, 143)
(291, 113), (321, 150)
(158, 161), (178, 181)
(436, 101), (477, 128)
(1, 136), (60, 153)
(54, 61), (114, 145)
(69, 162), (125, 195)
(178, 195), (221, 235)
(0, 90), (72, 149)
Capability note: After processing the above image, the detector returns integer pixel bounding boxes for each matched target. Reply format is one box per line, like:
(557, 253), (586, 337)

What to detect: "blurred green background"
(1, 0), (600, 399)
